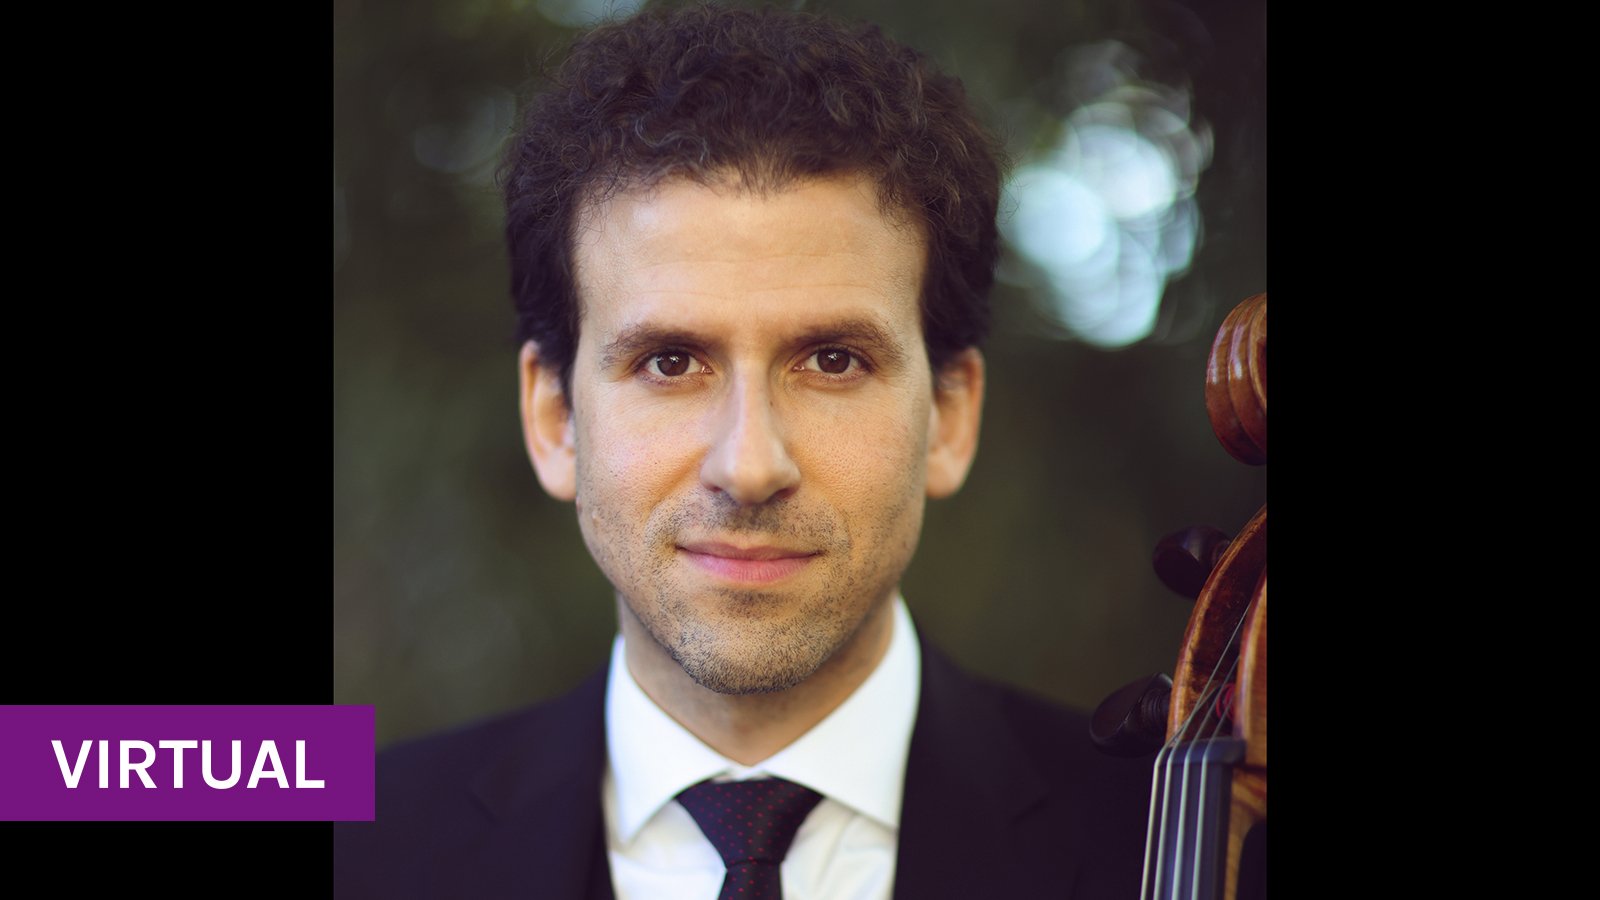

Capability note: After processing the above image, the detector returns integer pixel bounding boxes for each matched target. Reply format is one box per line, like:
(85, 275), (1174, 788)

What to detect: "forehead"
(570, 174), (927, 339)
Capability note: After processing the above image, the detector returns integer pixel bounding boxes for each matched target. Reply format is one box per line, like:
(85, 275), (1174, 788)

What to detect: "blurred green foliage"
(333, 0), (1266, 746)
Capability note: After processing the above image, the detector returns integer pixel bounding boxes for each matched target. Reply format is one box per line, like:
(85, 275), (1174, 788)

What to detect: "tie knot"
(676, 777), (824, 868)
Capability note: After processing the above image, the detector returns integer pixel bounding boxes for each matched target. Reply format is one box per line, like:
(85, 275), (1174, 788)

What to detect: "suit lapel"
(893, 639), (1074, 899)
(458, 665), (616, 900)
(439, 637), (1078, 898)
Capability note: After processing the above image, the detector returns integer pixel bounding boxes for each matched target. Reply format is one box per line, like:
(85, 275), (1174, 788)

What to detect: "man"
(337, 5), (1151, 897)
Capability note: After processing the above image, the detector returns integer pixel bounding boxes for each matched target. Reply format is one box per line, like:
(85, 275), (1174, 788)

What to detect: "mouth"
(676, 541), (820, 584)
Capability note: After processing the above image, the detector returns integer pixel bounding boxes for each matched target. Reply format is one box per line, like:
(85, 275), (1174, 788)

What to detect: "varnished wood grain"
(1157, 293), (1267, 900)
(1167, 504), (1266, 740)
(1205, 292), (1267, 466)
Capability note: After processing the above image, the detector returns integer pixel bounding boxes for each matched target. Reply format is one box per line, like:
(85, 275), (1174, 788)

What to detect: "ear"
(519, 341), (577, 501)
(925, 348), (985, 499)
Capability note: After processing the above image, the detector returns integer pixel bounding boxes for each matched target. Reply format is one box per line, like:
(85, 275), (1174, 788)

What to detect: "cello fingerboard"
(1143, 738), (1245, 900)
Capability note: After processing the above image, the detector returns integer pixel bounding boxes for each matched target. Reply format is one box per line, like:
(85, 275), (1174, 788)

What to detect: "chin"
(684, 662), (812, 696)
(660, 618), (839, 696)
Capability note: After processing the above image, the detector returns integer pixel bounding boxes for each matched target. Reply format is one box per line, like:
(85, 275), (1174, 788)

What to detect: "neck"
(618, 595), (897, 766)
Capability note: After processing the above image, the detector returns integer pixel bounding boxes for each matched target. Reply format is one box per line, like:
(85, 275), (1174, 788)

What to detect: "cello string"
(1152, 679), (1209, 896)
(1169, 680), (1233, 900)
(1140, 743), (1172, 900)
(1183, 622), (1246, 900)
(1158, 606), (1250, 900)
(1142, 588), (1253, 900)
(1188, 656), (1243, 900)
(1149, 657), (1237, 897)
(1168, 735), (1197, 900)
(1154, 733), (1197, 900)
(1151, 689), (1220, 900)
(1175, 608), (1249, 743)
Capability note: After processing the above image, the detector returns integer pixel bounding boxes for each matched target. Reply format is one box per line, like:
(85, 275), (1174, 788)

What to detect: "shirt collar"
(605, 596), (921, 843)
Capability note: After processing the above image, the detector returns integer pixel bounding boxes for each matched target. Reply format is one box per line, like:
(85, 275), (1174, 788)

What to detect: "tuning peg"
(1091, 673), (1173, 757)
(1152, 526), (1231, 599)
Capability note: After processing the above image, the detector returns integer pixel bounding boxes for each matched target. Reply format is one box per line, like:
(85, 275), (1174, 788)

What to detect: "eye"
(647, 351), (697, 378)
(803, 347), (860, 376)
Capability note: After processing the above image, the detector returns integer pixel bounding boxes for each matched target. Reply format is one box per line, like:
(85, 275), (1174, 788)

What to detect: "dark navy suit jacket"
(335, 638), (1152, 898)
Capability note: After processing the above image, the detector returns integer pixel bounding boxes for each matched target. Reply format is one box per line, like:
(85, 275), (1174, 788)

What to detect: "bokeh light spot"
(412, 87), (517, 179)
(1000, 41), (1212, 348)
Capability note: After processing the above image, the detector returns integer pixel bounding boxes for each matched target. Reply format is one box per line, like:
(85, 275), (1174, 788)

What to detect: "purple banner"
(0, 705), (374, 821)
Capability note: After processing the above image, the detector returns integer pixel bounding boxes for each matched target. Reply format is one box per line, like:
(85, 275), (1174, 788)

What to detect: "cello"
(1091, 292), (1267, 900)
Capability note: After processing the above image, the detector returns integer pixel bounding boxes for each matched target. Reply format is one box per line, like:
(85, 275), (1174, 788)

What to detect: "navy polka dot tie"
(676, 777), (824, 900)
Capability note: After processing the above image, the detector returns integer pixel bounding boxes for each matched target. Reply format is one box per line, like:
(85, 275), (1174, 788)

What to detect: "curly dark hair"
(501, 3), (1004, 402)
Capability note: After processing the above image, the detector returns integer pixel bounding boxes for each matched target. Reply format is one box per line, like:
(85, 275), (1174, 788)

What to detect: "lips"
(677, 541), (819, 584)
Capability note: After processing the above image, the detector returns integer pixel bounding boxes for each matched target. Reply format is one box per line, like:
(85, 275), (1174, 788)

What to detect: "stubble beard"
(659, 499), (870, 696)
(643, 580), (863, 695)
(592, 496), (886, 696)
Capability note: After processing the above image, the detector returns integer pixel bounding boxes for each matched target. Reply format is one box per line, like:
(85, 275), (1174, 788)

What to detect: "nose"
(699, 375), (801, 506)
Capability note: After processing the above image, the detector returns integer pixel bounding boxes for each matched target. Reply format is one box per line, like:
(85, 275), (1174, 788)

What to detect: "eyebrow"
(598, 326), (711, 371)
(792, 318), (910, 370)
(597, 317), (911, 371)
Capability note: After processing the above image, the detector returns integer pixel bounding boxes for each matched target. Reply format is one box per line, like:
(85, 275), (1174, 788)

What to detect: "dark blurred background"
(333, 0), (1266, 747)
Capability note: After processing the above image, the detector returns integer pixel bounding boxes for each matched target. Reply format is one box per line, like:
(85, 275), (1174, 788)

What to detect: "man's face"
(525, 173), (979, 695)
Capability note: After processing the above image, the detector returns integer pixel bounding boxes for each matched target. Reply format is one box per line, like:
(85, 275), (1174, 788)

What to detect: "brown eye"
(651, 352), (692, 377)
(812, 348), (854, 375)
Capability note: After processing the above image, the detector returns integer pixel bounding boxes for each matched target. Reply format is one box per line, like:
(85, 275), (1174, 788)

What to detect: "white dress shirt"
(603, 597), (922, 900)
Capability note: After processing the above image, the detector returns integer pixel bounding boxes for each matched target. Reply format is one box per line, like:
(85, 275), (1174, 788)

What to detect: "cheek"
(573, 401), (699, 521)
(790, 394), (929, 508)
